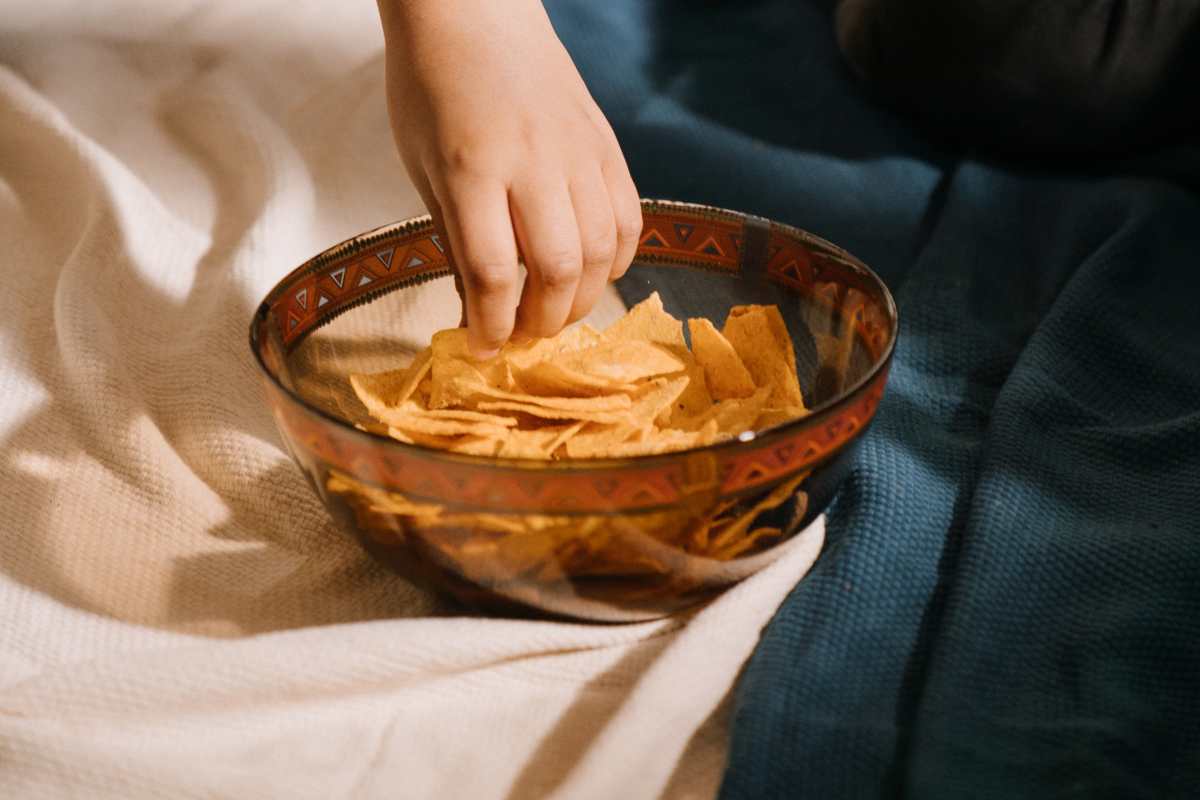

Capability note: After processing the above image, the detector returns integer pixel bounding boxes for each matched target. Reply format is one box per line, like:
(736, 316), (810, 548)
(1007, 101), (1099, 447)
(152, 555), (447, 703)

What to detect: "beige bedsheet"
(0, 2), (824, 797)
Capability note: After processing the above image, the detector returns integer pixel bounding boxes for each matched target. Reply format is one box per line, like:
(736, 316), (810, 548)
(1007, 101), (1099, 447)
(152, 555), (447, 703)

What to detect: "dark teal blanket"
(548, 1), (1200, 796)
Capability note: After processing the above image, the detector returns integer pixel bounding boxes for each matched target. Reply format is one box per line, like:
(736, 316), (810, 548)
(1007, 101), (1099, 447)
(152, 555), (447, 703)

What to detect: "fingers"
(423, 146), (638, 350)
(509, 178), (582, 339)
(566, 168), (618, 324)
(435, 177), (521, 358)
(602, 154), (642, 283)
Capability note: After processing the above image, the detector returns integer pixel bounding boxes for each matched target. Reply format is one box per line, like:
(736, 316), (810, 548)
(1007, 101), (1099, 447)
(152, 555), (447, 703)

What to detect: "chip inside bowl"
(348, 292), (808, 459)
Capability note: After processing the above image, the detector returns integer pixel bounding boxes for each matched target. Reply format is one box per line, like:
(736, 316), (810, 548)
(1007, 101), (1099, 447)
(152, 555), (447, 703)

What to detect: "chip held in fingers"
(349, 292), (808, 459)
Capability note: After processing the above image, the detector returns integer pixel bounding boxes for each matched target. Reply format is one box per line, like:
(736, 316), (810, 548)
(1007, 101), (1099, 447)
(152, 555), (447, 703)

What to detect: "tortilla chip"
(349, 347), (433, 416)
(385, 411), (513, 438)
(663, 361), (714, 428)
(589, 426), (713, 458)
(476, 400), (628, 425)
(558, 340), (685, 383)
(711, 526), (784, 559)
(687, 317), (756, 400)
(327, 469), (444, 517)
(545, 421), (586, 456)
(601, 291), (687, 354)
(428, 358), (489, 409)
(386, 426), (464, 451)
(515, 361), (638, 398)
(405, 407), (519, 425)
(474, 385), (632, 413)
(430, 328), (513, 386)
(707, 472), (807, 553)
(630, 375), (691, 423)
(495, 426), (579, 459)
(685, 385), (772, 434)
(429, 327), (470, 360)
(505, 323), (602, 370)
(354, 420), (390, 437)
(722, 305), (805, 408)
(444, 436), (505, 457)
(352, 290), (807, 462)
(563, 421), (648, 458)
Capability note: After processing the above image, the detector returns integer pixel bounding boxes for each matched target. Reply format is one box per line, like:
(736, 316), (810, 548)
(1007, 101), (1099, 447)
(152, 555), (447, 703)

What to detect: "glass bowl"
(250, 200), (896, 622)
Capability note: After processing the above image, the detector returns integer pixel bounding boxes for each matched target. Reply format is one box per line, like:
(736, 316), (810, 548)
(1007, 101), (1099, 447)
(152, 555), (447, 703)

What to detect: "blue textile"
(547, 1), (1200, 796)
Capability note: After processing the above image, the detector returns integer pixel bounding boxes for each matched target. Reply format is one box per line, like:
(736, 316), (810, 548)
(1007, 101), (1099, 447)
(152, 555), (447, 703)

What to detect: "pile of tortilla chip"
(326, 468), (809, 600)
(349, 292), (807, 459)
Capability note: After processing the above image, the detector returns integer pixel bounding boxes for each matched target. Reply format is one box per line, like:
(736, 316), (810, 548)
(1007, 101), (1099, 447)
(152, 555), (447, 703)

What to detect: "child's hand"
(378, 0), (642, 358)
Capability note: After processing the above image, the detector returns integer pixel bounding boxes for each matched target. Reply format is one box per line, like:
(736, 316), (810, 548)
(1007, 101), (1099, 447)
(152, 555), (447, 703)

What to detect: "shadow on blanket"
(0, 35), (443, 636)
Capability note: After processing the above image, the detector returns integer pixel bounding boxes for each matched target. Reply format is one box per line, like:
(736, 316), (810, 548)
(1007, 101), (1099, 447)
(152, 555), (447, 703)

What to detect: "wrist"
(377, 0), (549, 42)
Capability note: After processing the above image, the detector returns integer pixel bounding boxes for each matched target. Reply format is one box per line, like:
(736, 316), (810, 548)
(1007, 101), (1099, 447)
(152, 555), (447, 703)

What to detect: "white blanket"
(0, 3), (824, 797)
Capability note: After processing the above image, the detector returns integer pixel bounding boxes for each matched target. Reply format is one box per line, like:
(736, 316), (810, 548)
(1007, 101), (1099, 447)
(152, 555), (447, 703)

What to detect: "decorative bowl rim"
(249, 198), (898, 472)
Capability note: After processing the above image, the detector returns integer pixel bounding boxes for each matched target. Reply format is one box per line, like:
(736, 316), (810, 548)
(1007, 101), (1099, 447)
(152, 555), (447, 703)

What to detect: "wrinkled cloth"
(0, 2), (828, 797)
(550, 0), (1200, 797)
